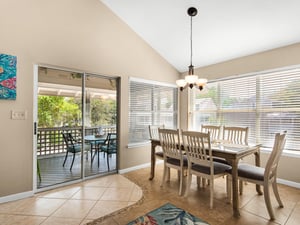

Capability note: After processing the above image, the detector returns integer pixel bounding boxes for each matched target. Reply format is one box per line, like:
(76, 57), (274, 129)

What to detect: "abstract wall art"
(0, 53), (17, 100)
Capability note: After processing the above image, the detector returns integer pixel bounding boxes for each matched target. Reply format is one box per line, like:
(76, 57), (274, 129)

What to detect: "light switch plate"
(11, 110), (27, 120)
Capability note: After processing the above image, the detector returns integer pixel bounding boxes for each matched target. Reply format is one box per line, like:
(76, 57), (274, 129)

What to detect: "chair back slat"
(265, 131), (287, 180)
(182, 131), (212, 168)
(223, 126), (248, 145)
(158, 128), (181, 160)
(200, 125), (221, 141)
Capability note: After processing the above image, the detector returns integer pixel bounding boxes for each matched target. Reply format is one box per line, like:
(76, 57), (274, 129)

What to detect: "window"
(190, 66), (300, 152)
(129, 77), (178, 145)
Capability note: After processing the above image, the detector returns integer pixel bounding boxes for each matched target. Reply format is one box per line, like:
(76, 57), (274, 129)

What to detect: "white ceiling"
(100, 0), (300, 73)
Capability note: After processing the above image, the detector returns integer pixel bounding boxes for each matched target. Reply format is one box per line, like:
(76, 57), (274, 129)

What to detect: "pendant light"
(176, 7), (207, 91)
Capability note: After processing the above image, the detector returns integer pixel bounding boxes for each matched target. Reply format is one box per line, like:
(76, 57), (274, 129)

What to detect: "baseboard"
(277, 178), (300, 189)
(0, 191), (34, 204)
(119, 160), (163, 174)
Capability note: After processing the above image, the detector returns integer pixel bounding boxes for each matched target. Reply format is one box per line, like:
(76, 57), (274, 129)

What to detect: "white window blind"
(129, 78), (178, 144)
(190, 66), (300, 152)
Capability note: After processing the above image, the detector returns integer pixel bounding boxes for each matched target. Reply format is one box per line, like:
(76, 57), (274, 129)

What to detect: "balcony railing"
(37, 125), (116, 156)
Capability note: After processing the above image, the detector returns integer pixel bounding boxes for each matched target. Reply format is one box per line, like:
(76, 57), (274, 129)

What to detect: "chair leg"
(226, 175), (232, 204)
(70, 152), (76, 170)
(263, 183), (275, 220)
(196, 176), (201, 188)
(184, 171), (192, 197)
(272, 181), (284, 207)
(63, 151), (69, 167)
(37, 160), (42, 182)
(239, 180), (243, 195)
(107, 153), (110, 171)
(178, 169), (183, 196)
(161, 164), (168, 187)
(209, 178), (214, 209)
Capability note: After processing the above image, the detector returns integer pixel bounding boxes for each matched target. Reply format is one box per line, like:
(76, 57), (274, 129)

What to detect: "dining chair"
(100, 132), (117, 171)
(200, 124), (221, 141)
(182, 130), (232, 209)
(149, 124), (165, 159)
(223, 126), (249, 145)
(221, 126), (249, 189)
(62, 132), (88, 170)
(158, 128), (187, 196)
(228, 131), (287, 220)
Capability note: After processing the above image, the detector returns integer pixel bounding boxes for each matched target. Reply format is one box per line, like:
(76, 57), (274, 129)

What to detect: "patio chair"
(228, 131), (287, 220)
(100, 133), (117, 171)
(158, 128), (187, 196)
(62, 132), (87, 170)
(182, 130), (232, 209)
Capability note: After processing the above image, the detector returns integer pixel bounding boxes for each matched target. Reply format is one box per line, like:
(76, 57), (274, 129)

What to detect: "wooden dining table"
(149, 138), (262, 218)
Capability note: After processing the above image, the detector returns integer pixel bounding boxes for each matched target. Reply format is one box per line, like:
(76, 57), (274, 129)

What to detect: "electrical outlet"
(11, 110), (27, 120)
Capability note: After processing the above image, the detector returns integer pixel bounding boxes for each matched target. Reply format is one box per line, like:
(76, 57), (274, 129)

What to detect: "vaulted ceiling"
(101, 0), (300, 72)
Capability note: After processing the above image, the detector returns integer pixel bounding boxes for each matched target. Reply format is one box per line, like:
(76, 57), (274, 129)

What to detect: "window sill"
(127, 141), (151, 148)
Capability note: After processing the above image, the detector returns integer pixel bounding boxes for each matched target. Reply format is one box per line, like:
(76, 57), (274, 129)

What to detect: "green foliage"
(91, 98), (116, 125)
(196, 86), (218, 104)
(38, 95), (116, 128)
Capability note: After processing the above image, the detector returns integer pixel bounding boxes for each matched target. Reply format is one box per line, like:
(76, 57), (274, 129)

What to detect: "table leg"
(255, 151), (263, 195)
(149, 142), (156, 180)
(231, 159), (240, 218)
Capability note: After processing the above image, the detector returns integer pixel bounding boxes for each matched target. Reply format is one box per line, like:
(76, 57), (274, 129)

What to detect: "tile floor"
(96, 164), (300, 225)
(0, 174), (142, 225)
(0, 164), (299, 225)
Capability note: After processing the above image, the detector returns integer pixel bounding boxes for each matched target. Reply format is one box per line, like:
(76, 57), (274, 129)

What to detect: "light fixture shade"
(185, 75), (198, 84)
(176, 79), (187, 87)
(197, 78), (208, 86)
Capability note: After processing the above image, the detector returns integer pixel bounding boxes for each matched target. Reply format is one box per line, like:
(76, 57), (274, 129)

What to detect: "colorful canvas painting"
(0, 53), (17, 100)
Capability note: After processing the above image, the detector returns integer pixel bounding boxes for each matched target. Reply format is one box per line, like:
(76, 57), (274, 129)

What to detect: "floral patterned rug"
(127, 203), (209, 225)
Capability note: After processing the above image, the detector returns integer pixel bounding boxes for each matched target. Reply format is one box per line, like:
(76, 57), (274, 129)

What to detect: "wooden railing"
(37, 125), (116, 156)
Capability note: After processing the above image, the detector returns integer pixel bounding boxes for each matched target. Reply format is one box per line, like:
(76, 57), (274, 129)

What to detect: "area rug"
(127, 203), (209, 225)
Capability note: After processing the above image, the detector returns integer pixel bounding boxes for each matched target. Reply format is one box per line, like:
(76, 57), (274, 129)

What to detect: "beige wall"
(0, 0), (179, 198)
(179, 43), (300, 183)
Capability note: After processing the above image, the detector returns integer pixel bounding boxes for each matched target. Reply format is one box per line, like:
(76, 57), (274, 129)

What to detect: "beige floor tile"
(1, 197), (66, 216)
(100, 187), (133, 201)
(0, 214), (46, 225)
(129, 185), (143, 202)
(41, 216), (83, 225)
(71, 187), (107, 200)
(86, 200), (128, 219)
(82, 175), (116, 188)
(243, 193), (295, 223)
(108, 175), (135, 188)
(52, 199), (96, 219)
(38, 186), (80, 199)
(285, 202), (300, 225)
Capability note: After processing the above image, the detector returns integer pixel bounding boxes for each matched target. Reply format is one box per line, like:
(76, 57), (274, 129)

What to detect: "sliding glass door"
(35, 66), (118, 189)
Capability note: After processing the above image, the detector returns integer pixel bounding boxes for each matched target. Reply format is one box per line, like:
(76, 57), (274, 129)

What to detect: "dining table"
(149, 138), (262, 218)
(84, 135), (107, 166)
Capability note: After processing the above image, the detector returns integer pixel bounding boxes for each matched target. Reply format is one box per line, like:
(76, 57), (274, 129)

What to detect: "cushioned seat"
(237, 164), (264, 181)
(155, 151), (164, 158)
(166, 156), (188, 167)
(192, 162), (231, 175)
